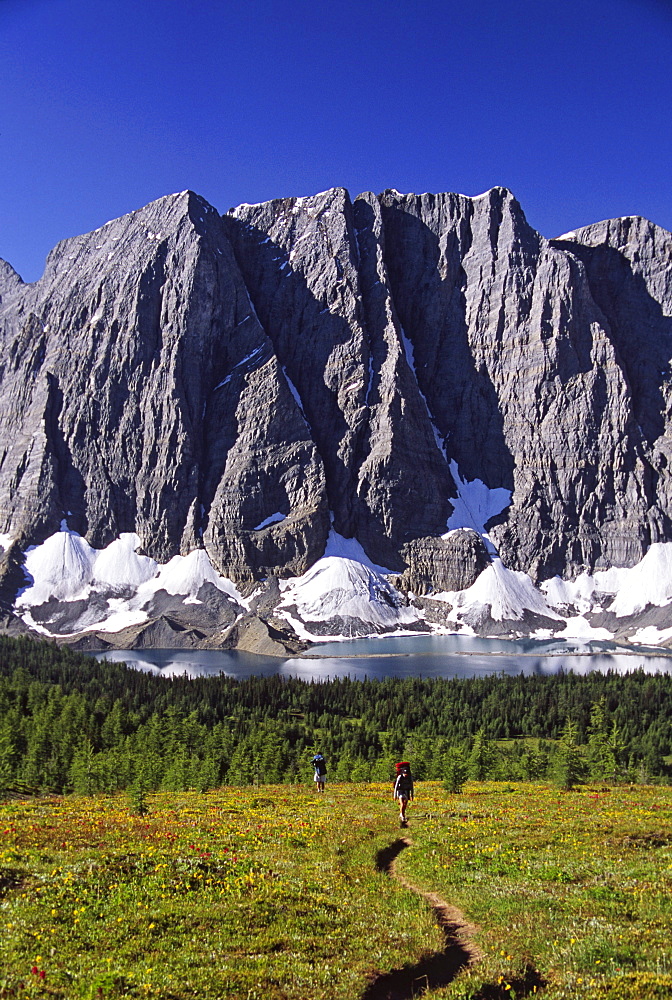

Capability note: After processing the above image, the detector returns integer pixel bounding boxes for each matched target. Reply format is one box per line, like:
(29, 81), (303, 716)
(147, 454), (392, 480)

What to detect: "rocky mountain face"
(1, 186), (671, 648)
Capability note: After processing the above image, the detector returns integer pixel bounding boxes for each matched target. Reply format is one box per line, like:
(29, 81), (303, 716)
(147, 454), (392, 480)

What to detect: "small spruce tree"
(129, 760), (151, 815)
(0, 732), (15, 797)
(556, 718), (586, 790)
(468, 729), (496, 781)
(443, 745), (469, 793)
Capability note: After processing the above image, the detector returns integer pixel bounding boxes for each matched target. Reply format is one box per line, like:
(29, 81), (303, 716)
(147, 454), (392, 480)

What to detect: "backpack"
(394, 762), (413, 791)
(312, 754), (327, 776)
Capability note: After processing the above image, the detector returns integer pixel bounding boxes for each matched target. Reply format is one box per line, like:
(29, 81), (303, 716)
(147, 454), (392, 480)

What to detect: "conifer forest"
(0, 635), (670, 797)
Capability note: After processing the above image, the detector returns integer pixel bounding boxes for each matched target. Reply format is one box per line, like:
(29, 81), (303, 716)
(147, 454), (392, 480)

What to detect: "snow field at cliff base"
(4, 461), (672, 648)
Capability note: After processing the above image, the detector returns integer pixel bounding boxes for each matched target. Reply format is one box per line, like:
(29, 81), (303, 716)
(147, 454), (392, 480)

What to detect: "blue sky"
(1, 0), (671, 282)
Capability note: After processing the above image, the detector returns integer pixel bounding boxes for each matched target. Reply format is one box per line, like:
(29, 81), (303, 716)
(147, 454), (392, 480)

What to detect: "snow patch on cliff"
(276, 530), (418, 637)
(254, 512), (286, 531)
(93, 535), (158, 589)
(18, 530), (99, 605)
(542, 543), (672, 618)
(141, 549), (243, 602)
(91, 608), (151, 634)
(631, 624), (672, 645)
(434, 557), (561, 623)
(15, 526), (246, 635)
(400, 328), (447, 460)
(444, 461), (511, 555)
(555, 616), (614, 640)
(282, 367), (308, 421)
(322, 530), (395, 574)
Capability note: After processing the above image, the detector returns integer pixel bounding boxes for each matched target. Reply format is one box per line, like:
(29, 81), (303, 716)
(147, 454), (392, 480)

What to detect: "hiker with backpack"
(312, 752), (327, 793)
(393, 761), (414, 826)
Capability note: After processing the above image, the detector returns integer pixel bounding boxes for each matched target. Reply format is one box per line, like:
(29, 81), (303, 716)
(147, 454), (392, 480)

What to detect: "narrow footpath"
(360, 837), (483, 1000)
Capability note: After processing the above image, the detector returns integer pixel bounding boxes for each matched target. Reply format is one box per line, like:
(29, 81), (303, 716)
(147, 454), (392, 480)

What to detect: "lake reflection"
(96, 634), (672, 681)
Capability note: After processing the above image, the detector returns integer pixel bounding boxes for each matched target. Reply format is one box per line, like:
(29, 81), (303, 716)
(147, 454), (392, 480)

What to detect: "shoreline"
(298, 646), (672, 660)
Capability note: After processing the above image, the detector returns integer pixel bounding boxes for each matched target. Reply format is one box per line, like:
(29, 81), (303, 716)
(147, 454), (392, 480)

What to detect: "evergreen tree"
(0, 731), (14, 796)
(587, 699), (612, 779)
(587, 700), (626, 781)
(69, 737), (98, 795)
(468, 729), (496, 780)
(349, 758), (371, 782)
(443, 746), (469, 793)
(520, 744), (548, 781)
(129, 757), (151, 815)
(604, 721), (626, 781)
(556, 719), (586, 790)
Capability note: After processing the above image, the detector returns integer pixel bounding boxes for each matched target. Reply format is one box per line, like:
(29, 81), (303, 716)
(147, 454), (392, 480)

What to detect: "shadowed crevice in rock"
(553, 230), (672, 447)
(224, 198), (455, 570)
(362, 838), (481, 1000)
(377, 192), (516, 496)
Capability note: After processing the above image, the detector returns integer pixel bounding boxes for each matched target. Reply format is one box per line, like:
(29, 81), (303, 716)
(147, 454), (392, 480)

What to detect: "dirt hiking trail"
(360, 837), (483, 999)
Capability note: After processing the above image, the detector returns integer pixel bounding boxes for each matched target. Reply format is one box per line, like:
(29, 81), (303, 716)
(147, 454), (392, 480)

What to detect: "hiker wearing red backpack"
(393, 761), (414, 826)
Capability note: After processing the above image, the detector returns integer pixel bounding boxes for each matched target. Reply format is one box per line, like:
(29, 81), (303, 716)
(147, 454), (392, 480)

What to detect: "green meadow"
(1, 780), (671, 1000)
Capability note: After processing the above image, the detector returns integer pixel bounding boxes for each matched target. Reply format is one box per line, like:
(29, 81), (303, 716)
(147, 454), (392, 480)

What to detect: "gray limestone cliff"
(1, 186), (671, 633)
(0, 191), (329, 596)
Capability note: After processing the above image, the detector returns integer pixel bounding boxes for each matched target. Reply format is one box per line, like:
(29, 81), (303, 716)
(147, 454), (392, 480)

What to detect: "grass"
(0, 781), (671, 999)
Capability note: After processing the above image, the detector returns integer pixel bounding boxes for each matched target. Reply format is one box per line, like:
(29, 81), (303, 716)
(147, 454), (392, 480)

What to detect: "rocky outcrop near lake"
(1, 186), (671, 651)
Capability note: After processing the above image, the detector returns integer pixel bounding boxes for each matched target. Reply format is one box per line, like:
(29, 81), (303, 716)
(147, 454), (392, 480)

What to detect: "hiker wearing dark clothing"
(393, 762), (414, 825)
(312, 753), (327, 793)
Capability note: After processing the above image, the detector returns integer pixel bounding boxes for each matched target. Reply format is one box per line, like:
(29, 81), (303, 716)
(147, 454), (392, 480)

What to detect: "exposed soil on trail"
(361, 837), (483, 1000)
(0, 869), (24, 898)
